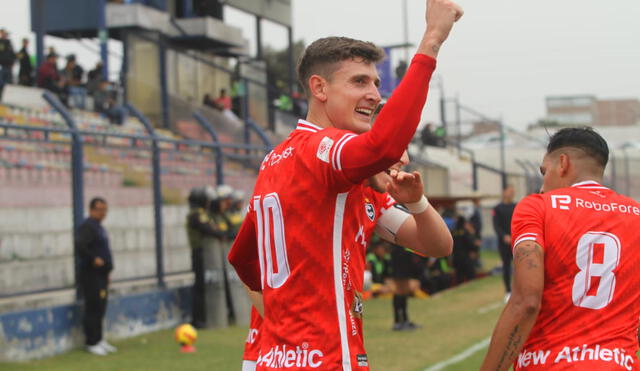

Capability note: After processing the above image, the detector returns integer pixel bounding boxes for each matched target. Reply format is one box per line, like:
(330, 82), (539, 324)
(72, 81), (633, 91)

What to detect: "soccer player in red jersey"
(228, 1), (463, 368)
(481, 127), (640, 371)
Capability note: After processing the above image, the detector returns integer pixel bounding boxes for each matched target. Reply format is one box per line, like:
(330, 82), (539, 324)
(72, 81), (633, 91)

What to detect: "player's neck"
(570, 175), (603, 187)
(305, 103), (334, 129)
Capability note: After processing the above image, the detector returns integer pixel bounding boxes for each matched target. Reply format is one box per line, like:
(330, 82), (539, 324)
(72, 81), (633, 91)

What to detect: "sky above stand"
(1, 0), (638, 129)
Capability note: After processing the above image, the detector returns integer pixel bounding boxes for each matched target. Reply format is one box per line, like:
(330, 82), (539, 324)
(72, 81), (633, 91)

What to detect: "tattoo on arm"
(496, 325), (524, 371)
(514, 242), (542, 270)
(431, 44), (441, 54)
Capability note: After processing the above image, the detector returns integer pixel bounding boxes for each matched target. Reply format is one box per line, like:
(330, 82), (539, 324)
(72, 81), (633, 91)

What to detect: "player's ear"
(308, 75), (328, 102)
(558, 153), (570, 176)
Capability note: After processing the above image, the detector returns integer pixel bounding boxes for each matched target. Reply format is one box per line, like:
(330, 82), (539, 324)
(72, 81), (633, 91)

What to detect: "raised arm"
(338, 0), (463, 184)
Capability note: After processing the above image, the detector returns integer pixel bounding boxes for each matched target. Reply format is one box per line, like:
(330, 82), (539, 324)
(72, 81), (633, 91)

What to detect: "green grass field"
(2, 251), (505, 371)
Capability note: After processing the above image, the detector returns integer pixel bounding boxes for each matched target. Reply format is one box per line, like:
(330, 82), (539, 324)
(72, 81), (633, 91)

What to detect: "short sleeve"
(511, 194), (546, 251)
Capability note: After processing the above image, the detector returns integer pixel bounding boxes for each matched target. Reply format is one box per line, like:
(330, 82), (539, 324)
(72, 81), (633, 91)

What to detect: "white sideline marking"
(477, 301), (502, 314)
(423, 337), (491, 371)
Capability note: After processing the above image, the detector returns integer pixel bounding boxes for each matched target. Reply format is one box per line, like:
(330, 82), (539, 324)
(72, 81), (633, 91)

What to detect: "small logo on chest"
(364, 202), (375, 222)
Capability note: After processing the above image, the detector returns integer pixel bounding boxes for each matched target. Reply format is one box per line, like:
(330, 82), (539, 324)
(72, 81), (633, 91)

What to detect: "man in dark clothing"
(186, 186), (225, 328)
(37, 53), (62, 93)
(389, 245), (425, 331)
(452, 215), (478, 283)
(17, 38), (33, 86)
(0, 28), (16, 99)
(469, 198), (483, 267)
(492, 184), (517, 301)
(76, 197), (117, 356)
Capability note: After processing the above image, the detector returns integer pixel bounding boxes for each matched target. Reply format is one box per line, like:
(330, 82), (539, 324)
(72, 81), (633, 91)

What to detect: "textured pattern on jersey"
(241, 122), (397, 370)
(512, 181), (640, 370)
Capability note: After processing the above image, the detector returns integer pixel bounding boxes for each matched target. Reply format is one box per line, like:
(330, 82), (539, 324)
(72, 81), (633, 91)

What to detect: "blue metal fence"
(0, 92), (270, 299)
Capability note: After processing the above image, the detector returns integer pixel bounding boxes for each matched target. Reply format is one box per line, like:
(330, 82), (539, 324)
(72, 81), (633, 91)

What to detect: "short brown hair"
(297, 37), (385, 97)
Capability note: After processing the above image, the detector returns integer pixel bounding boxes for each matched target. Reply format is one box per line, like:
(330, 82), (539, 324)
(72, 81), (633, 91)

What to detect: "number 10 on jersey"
(254, 193), (290, 289)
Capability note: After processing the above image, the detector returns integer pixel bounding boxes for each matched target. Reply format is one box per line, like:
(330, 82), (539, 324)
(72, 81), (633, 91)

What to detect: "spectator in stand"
(63, 54), (84, 86)
(202, 93), (215, 108)
(230, 73), (245, 117)
(214, 88), (232, 111)
(37, 52), (63, 95)
(17, 38), (33, 86)
(451, 215), (478, 283)
(0, 28), (16, 100)
(93, 79), (124, 124)
(63, 55), (86, 108)
(420, 122), (446, 147)
(87, 62), (103, 95)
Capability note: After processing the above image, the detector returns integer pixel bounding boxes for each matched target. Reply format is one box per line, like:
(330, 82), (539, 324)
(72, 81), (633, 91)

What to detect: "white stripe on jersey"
(296, 127), (319, 133)
(332, 192), (352, 371)
(331, 134), (352, 170)
(296, 119), (322, 132)
(335, 135), (356, 171)
(253, 196), (266, 290)
(332, 134), (356, 171)
(514, 233), (538, 247)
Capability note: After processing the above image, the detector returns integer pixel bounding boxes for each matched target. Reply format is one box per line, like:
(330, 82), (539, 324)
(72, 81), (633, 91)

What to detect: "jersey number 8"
(571, 231), (621, 310)
(254, 193), (290, 289)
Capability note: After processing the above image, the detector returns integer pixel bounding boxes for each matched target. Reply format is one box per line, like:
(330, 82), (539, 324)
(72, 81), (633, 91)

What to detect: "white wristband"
(405, 195), (429, 214)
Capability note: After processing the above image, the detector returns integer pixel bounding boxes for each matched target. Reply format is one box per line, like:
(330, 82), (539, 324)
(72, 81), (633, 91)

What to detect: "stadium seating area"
(0, 100), (260, 207)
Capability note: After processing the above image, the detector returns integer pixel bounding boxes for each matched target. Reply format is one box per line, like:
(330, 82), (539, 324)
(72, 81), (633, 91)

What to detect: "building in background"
(544, 95), (640, 127)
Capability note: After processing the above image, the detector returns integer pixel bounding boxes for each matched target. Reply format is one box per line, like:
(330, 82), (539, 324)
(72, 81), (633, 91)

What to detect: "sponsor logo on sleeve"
(316, 136), (334, 163)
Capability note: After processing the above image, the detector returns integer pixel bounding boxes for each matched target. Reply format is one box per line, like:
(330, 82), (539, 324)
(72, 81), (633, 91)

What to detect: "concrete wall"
(0, 277), (191, 362)
(0, 205), (190, 297)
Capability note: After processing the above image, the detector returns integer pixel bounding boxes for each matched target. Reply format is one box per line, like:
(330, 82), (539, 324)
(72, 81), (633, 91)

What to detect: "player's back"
(514, 181), (640, 370)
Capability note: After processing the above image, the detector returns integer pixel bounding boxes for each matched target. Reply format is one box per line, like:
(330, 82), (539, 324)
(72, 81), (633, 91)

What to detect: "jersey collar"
(571, 180), (609, 190)
(295, 119), (323, 133)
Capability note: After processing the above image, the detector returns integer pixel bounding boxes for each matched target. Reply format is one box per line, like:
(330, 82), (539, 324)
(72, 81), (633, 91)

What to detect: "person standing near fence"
(186, 186), (225, 328)
(493, 184), (516, 302)
(76, 197), (117, 356)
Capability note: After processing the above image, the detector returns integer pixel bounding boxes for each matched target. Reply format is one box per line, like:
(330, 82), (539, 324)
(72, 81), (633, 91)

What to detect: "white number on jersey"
(254, 193), (290, 289)
(571, 231), (621, 310)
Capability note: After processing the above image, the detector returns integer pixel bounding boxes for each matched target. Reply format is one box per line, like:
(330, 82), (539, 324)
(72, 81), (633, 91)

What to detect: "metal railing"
(0, 91), (269, 298)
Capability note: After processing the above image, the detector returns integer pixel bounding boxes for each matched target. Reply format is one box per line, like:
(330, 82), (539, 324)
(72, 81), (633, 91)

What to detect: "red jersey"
(511, 181), (640, 370)
(229, 54), (435, 371)
(240, 187), (396, 366)
(244, 306), (263, 361)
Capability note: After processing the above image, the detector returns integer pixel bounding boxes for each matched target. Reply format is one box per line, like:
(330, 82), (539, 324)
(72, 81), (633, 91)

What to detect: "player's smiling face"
(323, 58), (381, 134)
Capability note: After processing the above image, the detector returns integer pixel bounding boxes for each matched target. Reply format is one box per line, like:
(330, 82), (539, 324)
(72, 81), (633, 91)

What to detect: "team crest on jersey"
(351, 291), (364, 319)
(316, 136), (333, 163)
(365, 202), (375, 222)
